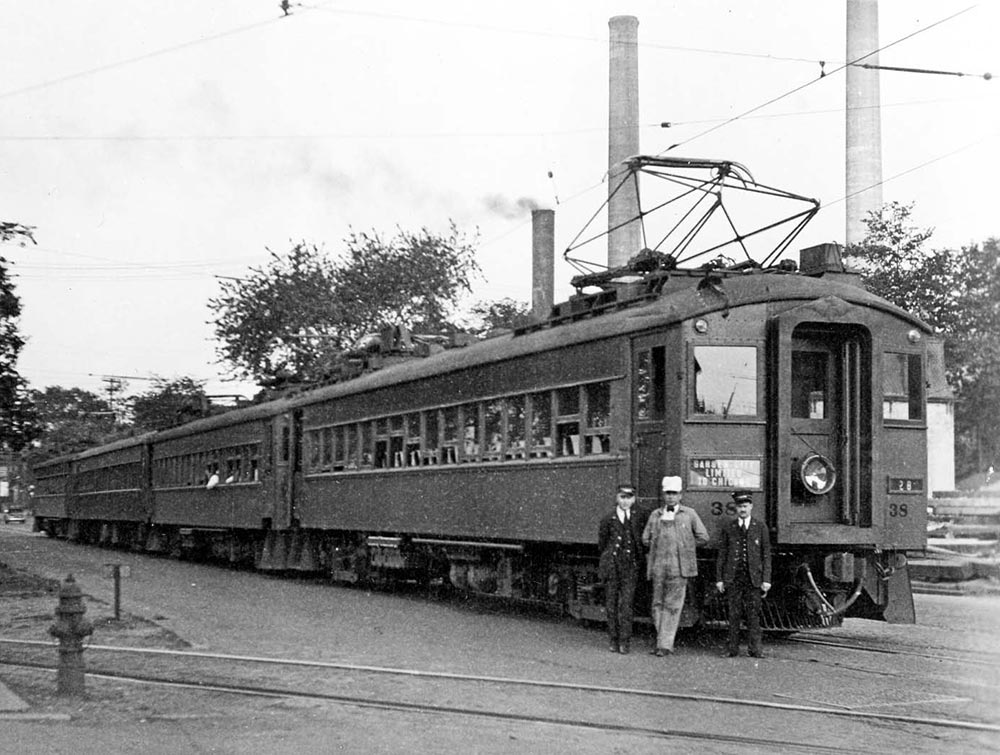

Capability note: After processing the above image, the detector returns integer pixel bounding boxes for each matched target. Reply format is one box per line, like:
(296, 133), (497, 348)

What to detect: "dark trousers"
(726, 568), (763, 654)
(605, 561), (638, 643)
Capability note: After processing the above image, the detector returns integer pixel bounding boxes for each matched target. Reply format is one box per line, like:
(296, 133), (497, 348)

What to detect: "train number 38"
(888, 503), (909, 517)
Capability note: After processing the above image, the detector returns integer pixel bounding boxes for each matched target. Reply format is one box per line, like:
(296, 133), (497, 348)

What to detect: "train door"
(271, 410), (302, 529)
(772, 305), (873, 534)
(632, 334), (673, 513)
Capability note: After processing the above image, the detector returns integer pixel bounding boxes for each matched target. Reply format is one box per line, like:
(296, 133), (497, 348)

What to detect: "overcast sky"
(2, 1), (996, 402)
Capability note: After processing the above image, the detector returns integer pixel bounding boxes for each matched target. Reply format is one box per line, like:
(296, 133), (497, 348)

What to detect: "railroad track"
(783, 634), (1000, 668)
(2, 639), (999, 740)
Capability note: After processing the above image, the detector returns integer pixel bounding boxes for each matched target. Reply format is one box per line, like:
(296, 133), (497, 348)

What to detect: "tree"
(131, 377), (214, 432)
(946, 239), (1000, 479)
(209, 224), (480, 386)
(0, 222), (38, 452)
(26, 386), (120, 461)
(845, 203), (1000, 481)
(466, 298), (534, 336)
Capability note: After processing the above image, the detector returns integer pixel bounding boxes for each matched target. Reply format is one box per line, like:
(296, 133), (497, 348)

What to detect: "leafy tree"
(131, 377), (214, 432)
(26, 386), (120, 461)
(0, 222), (38, 452)
(466, 298), (534, 336)
(946, 239), (1000, 479)
(209, 224), (480, 386)
(845, 203), (1000, 481)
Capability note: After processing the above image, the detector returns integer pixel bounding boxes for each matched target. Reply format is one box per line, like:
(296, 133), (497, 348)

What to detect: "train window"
(584, 382), (612, 455)
(390, 433), (404, 468)
(442, 406), (459, 464)
(424, 410), (440, 465)
(692, 346), (758, 417)
(333, 425), (347, 471)
(360, 422), (374, 469)
(883, 353), (923, 421)
(307, 430), (321, 471)
(483, 400), (504, 461)
(557, 420), (580, 456)
(346, 424), (359, 469)
(226, 457), (241, 483)
(463, 403), (481, 462)
(792, 350), (828, 419)
(506, 396), (526, 460)
(555, 386), (582, 456)
(529, 392), (553, 458)
(321, 427), (334, 471)
(405, 413), (421, 466)
(374, 418), (390, 468)
(636, 347), (666, 421)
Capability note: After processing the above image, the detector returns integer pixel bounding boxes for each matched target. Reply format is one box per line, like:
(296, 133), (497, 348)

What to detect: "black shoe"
(653, 648), (671, 657)
(619, 641), (630, 654)
(723, 649), (739, 658)
(748, 650), (765, 658)
(609, 641), (619, 653)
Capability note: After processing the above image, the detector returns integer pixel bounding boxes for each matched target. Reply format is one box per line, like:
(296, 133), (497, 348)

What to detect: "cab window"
(883, 352), (923, 421)
(692, 345), (758, 417)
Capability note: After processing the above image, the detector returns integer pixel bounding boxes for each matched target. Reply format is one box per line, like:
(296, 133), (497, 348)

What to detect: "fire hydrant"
(48, 574), (93, 696)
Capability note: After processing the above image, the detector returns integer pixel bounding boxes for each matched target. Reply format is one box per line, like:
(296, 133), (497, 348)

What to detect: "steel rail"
(0, 659), (871, 752)
(784, 636), (1000, 668)
(2, 639), (999, 734)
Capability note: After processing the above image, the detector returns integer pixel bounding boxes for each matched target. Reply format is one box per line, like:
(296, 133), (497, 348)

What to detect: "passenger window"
(442, 406), (460, 464)
(529, 392), (553, 459)
(692, 346), (758, 417)
(462, 404), (480, 462)
(792, 350), (828, 419)
(883, 353), (923, 421)
(584, 382), (611, 455)
(484, 400), (504, 461)
(505, 396), (526, 460)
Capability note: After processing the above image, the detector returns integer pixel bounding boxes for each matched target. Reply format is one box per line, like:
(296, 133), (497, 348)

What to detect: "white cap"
(661, 475), (682, 492)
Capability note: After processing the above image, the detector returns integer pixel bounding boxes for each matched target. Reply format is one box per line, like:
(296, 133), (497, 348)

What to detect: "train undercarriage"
(34, 516), (916, 630)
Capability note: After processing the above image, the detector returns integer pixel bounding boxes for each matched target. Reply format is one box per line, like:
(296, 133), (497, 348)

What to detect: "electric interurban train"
(32, 239), (935, 630)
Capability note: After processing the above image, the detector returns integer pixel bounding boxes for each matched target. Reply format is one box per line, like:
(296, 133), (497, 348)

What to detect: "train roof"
(281, 269), (930, 408)
(35, 269), (931, 462)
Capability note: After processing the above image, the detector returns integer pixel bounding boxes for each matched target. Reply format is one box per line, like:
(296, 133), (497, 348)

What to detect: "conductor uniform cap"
(661, 476), (682, 493)
(732, 489), (753, 504)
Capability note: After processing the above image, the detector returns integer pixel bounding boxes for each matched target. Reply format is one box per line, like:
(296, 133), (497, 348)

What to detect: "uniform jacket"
(641, 505), (710, 579)
(715, 516), (772, 587)
(597, 508), (644, 580)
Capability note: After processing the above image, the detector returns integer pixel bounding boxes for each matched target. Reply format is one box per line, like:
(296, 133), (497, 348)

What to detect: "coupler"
(48, 574), (94, 696)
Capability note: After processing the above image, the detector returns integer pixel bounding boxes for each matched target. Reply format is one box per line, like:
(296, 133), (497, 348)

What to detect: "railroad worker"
(715, 490), (772, 658)
(597, 483), (644, 654)
(642, 475), (710, 657)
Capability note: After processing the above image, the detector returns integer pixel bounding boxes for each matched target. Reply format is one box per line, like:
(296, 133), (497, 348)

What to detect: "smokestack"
(608, 15), (641, 269)
(845, 0), (883, 245)
(531, 209), (555, 320)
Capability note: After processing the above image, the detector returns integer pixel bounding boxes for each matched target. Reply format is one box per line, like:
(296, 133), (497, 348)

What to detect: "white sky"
(1, 1), (997, 401)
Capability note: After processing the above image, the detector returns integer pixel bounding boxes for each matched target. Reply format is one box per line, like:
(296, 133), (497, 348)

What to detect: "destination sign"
(688, 458), (761, 489)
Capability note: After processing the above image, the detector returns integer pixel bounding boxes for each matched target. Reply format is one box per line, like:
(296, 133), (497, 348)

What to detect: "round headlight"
(800, 454), (836, 495)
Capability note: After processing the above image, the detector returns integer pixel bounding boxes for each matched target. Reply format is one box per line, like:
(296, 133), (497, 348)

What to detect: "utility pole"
(90, 373), (157, 423)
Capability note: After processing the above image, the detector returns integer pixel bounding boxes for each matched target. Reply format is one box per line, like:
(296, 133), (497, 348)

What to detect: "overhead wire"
(656, 4), (977, 155)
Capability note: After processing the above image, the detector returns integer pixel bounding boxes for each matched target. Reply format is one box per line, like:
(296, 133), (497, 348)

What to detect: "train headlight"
(800, 454), (836, 495)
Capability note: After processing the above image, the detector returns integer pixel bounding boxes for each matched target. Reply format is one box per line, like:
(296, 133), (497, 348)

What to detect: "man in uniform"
(642, 475), (709, 656)
(597, 484), (643, 654)
(715, 489), (772, 658)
